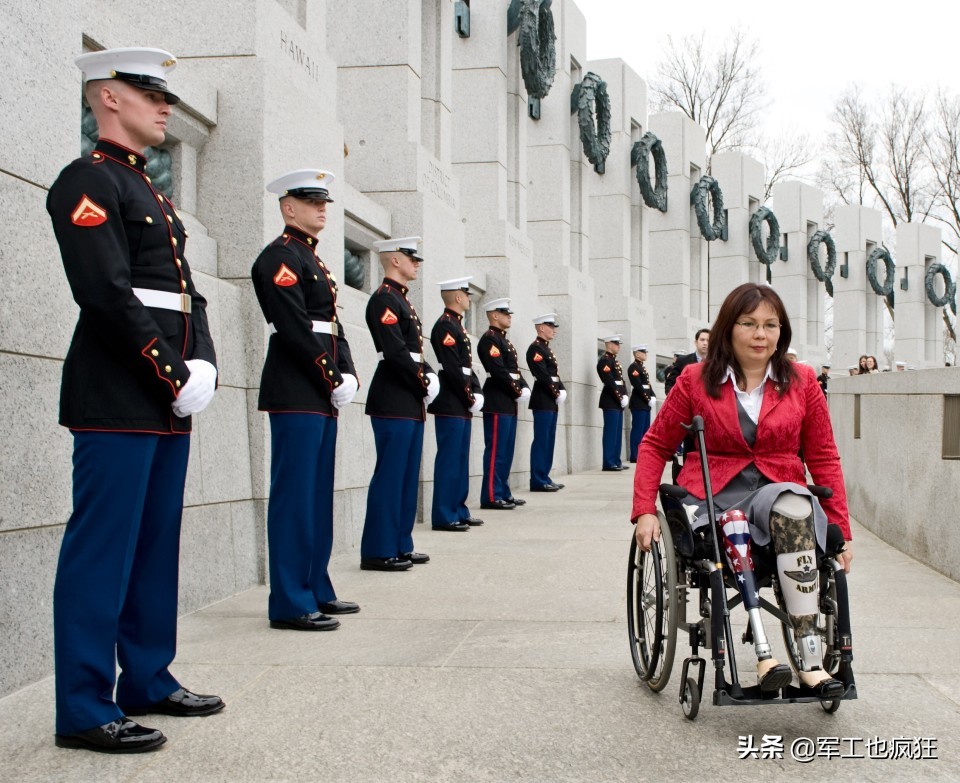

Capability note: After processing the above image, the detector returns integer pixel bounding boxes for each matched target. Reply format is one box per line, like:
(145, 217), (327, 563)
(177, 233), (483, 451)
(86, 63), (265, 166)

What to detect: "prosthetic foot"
(717, 510), (791, 692)
(770, 492), (844, 699)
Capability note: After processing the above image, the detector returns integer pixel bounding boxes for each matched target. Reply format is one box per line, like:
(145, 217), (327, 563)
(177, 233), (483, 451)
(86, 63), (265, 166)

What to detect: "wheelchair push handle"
(681, 415), (705, 434)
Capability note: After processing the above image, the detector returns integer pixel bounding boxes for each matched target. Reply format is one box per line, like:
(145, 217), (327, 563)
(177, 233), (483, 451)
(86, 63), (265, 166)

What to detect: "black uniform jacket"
(597, 352), (627, 410)
(665, 352), (697, 395)
(526, 337), (565, 412)
(252, 226), (356, 416)
(47, 138), (216, 434)
(817, 373), (829, 395)
(627, 361), (653, 411)
(365, 278), (434, 421)
(427, 308), (481, 419)
(478, 327), (528, 415)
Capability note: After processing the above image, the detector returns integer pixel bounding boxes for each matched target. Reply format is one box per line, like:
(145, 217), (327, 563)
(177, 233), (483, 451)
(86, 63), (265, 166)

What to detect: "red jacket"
(632, 362), (851, 539)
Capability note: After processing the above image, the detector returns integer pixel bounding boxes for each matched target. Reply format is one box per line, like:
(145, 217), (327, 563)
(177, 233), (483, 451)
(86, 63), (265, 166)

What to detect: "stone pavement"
(1, 469), (958, 782)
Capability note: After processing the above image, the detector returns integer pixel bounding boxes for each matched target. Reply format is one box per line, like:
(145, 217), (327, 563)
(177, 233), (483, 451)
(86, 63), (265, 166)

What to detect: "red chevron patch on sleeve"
(273, 263), (299, 287)
(533, 353), (543, 362)
(442, 333), (456, 347)
(489, 346), (501, 358)
(70, 195), (107, 226)
(632, 370), (639, 376)
(603, 365), (611, 372)
(381, 308), (399, 325)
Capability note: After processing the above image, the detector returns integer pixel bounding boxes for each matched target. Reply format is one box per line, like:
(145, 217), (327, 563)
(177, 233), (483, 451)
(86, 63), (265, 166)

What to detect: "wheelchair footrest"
(713, 681), (857, 707)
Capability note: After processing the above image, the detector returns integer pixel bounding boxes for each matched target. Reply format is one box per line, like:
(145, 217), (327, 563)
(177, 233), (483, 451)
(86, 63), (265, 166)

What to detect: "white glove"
(518, 387), (531, 404)
(172, 359), (217, 417)
(620, 394), (629, 409)
(557, 389), (567, 405)
(469, 393), (484, 414)
(331, 373), (359, 410)
(425, 372), (441, 405)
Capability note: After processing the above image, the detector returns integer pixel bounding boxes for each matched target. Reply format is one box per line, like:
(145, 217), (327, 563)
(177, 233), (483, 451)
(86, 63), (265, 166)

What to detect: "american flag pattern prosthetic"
(718, 509), (761, 610)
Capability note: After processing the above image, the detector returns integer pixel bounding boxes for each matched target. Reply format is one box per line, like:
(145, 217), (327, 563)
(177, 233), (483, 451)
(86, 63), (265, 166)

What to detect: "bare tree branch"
(650, 27), (766, 164)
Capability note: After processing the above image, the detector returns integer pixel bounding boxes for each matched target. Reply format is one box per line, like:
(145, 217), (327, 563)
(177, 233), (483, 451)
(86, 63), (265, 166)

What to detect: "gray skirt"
(681, 478), (828, 552)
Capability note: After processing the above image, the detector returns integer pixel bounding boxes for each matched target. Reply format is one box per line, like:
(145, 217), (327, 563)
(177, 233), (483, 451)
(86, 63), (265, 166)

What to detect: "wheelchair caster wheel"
(680, 676), (700, 720)
(821, 699), (841, 714)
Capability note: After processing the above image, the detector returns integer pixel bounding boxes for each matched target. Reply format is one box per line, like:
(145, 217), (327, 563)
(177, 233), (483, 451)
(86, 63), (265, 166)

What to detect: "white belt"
(133, 287), (192, 314)
(551, 376), (560, 382)
(614, 380), (623, 385)
(509, 372), (520, 380)
(377, 351), (423, 362)
(462, 367), (472, 375)
(268, 320), (339, 336)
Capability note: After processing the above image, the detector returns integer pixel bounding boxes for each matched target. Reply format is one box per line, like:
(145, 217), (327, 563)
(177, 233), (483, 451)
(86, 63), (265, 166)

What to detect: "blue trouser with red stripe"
(530, 410), (557, 489)
(53, 431), (189, 735)
(362, 417), (424, 558)
(431, 415), (472, 526)
(602, 409), (624, 469)
(629, 408), (650, 461)
(266, 413), (338, 621)
(481, 412), (517, 504)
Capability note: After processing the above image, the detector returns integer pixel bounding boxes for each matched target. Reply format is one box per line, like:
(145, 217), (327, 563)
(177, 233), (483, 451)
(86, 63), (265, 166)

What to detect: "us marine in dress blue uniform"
(252, 169), (360, 631)
(47, 48), (222, 754)
(477, 299), (530, 509)
(526, 314), (566, 492)
(627, 344), (655, 462)
(361, 237), (438, 570)
(428, 277), (484, 531)
(597, 335), (629, 471)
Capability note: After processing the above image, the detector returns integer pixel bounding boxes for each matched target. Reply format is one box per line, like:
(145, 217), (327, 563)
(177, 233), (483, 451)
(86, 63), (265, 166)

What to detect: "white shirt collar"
(724, 363), (777, 388)
(724, 364), (777, 425)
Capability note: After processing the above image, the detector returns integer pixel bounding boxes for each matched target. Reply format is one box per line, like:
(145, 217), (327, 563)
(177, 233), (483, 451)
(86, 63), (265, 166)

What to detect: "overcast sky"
(583, 0), (959, 151)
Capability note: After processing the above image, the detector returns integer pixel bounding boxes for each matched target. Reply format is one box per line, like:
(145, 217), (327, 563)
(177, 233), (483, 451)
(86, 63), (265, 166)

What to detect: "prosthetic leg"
(769, 492), (844, 698)
(717, 509), (792, 692)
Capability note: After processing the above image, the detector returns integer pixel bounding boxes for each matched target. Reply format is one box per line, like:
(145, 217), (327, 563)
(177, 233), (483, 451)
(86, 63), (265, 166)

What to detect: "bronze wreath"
(749, 206), (781, 266)
(690, 175), (725, 241)
(515, 0), (556, 100)
(631, 132), (668, 212)
(571, 72), (611, 171)
(807, 230), (837, 296)
(866, 246), (895, 299)
(925, 262), (957, 315)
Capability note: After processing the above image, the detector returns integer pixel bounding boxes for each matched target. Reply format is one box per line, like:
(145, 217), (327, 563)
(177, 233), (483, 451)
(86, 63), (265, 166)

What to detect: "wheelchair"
(626, 416), (856, 720)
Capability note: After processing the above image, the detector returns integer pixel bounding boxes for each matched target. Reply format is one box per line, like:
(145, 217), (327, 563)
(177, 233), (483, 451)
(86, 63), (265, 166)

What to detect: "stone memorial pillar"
(586, 58), (655, 359)
(647, 112), (709, 359)
(772, 181), (828, 366)
(709, 152), (766, 316)
(832, 205), (885, 369)
(896, 222), (944, 368)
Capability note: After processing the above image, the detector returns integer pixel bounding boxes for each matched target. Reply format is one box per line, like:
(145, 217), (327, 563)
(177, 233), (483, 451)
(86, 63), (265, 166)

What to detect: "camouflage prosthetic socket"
(718, 509), (771, 661)
(770, 492), (822, 671)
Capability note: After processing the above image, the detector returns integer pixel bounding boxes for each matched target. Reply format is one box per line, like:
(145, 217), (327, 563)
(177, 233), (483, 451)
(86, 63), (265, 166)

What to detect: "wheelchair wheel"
(777, 567), (840, 676)
(626, 512), (678, 692)
(680, 676), (700, 720)
(821, 698), (841, 714)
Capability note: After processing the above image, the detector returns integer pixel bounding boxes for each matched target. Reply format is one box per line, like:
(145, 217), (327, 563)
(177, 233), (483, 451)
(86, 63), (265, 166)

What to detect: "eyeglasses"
(735, 320), (781, 334)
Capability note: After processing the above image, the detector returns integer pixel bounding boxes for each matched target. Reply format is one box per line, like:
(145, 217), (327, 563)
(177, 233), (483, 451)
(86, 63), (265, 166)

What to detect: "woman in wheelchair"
(632, 283), (853, 699)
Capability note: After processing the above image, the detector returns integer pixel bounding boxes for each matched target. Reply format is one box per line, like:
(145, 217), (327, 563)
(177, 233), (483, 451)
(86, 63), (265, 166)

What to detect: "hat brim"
(282, 189), (334, 203)
(398, 248), (423, 262)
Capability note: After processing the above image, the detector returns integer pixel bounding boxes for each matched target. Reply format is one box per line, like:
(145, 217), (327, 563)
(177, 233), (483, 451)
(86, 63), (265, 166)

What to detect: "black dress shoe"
(758, 663), (793, 692)
(122, 687), (225, 717)
(461, 517), (484, 526)
(433, 521), (470, 531)
(602, 467), (620, 472)
(361, 556), (413, 571)
(56, 718), (166, 753)
(506, 497), (526, 506)
(530, 484), (559, 492)
(269, 612), (341, 631)
(318, 599), (360, 615)
(553, 483), (565, 489)
(480, 499), (515, 510)
(800, 675), (845, 699)
(401, 551), (430, 564)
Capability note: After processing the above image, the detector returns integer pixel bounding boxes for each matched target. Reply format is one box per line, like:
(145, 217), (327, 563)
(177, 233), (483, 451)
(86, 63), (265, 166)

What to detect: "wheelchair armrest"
(807, 484), (833, 500)
(659, 483), (688, 500)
